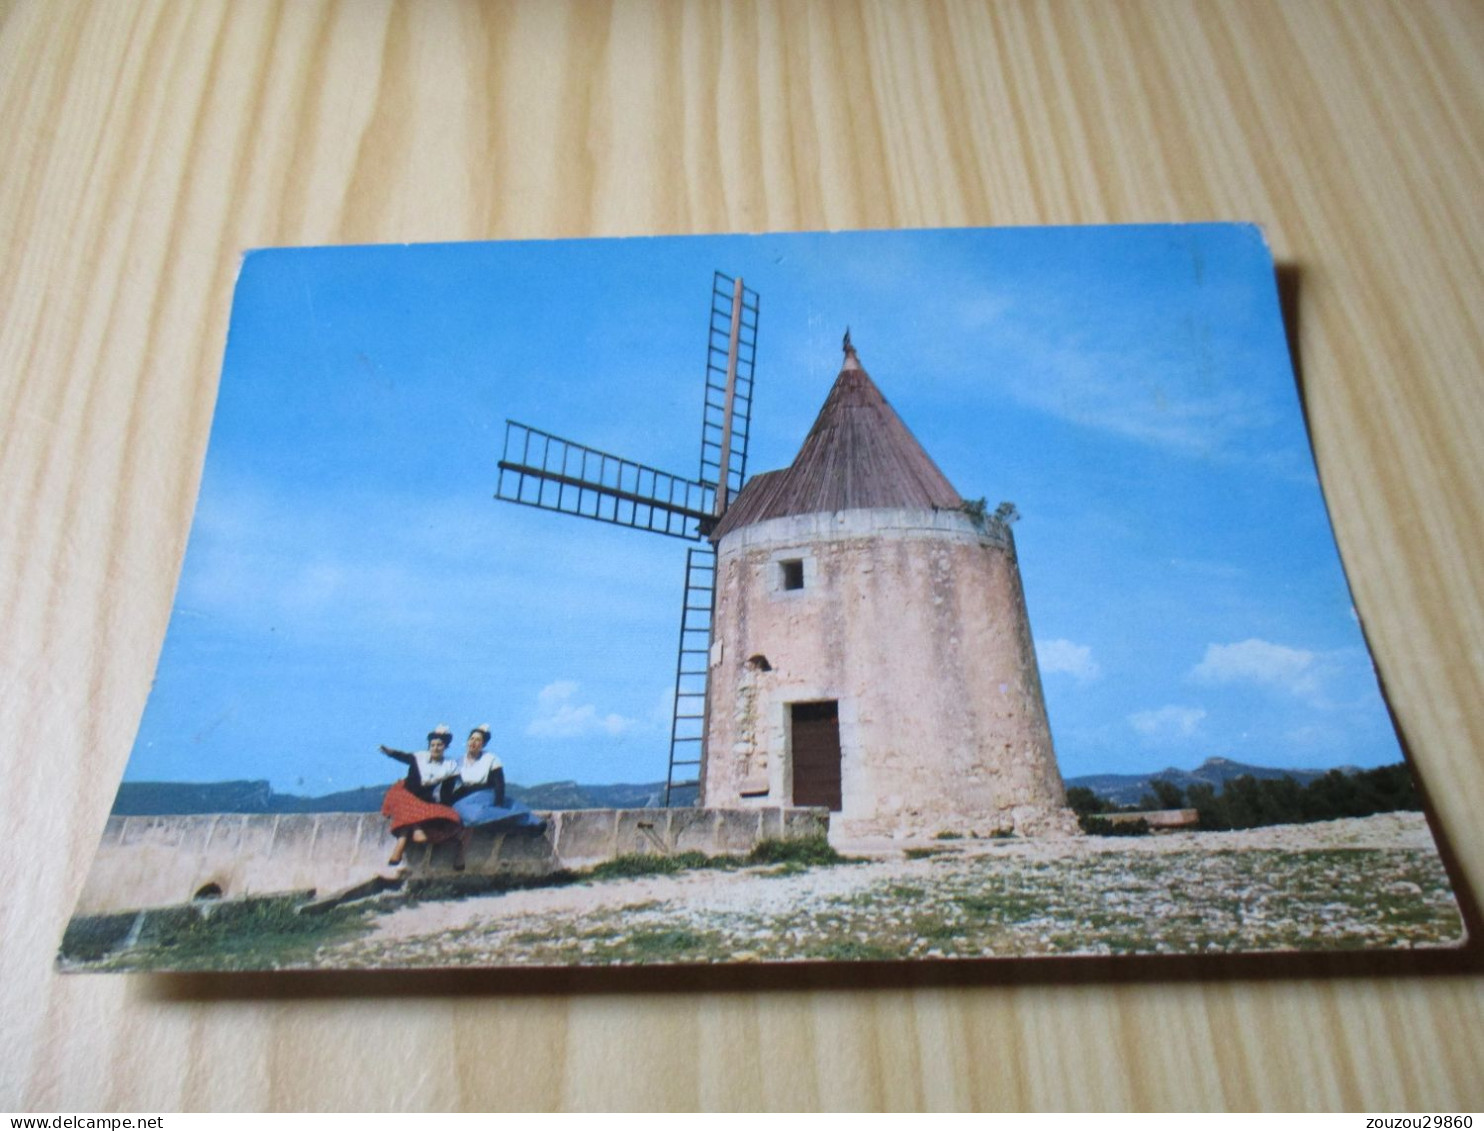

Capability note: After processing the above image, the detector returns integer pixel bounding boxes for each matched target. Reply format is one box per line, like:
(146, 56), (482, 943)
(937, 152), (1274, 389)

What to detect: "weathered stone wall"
(73, 807), (829, 915)
(705, 507), (1077, 838)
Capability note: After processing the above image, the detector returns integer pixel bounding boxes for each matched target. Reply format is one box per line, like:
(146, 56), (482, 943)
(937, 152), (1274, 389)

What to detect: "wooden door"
(790, 701), (842, 811)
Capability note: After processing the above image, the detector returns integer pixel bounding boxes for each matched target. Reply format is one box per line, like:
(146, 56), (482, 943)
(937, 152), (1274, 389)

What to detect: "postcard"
(60, 225), (1465, 971)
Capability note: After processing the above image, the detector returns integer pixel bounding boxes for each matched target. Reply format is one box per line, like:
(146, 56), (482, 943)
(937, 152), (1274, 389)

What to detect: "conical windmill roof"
(712, 340), (962, 539)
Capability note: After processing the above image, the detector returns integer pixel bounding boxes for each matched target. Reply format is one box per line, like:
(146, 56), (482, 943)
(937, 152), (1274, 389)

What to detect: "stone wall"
(73, 806), (829, 915)
(706, 506), (1077, 839)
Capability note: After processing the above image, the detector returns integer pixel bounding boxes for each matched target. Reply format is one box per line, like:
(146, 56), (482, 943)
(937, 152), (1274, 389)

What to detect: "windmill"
(493, 273), (760, 806)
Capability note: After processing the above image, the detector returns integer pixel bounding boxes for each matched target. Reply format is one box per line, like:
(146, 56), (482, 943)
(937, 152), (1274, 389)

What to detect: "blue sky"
(122, 225), (1404, 795)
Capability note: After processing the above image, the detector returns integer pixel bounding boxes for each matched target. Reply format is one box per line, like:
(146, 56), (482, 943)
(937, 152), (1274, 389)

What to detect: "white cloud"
(1190, 638), (1323, 703)
(1284, 723), (1342, 750)
(525, 680), (635, 739)
(1128, 705), (1207, 740)
(1036, 638), (1102, 682)
(650, 685), (680, 728)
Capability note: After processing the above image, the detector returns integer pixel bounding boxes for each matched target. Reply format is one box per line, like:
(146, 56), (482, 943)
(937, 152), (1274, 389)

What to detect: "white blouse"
(414, 750), (461, 788)
(457, 750), (504, 788)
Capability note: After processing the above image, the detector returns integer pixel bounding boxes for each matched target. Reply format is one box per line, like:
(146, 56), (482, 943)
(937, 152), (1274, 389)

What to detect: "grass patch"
(59, 912), (140, 964)
(761, 861), (812, 878)
(620, 928), (712, 959)
(914, 917), (966, 942)
(69, 895), (371, 971)
(933, 830), (964, 841)
(746, 835), (852, 867)
(406, 870), (579, 904)
(585, 836), (853, 884)
(904, 847), (949, 860)
(589, 851), (723, 880)
(149, 898), (366, 963)
(801, 938), (899, 962)
(1080, 816), (1150, 836)
(578, 926), (622, 941)
(1375, 900), (1448, 928)
(956, 893), (1046, 922)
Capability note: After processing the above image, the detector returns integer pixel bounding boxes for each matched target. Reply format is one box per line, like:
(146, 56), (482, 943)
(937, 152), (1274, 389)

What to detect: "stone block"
(200, 814), (247, 856)
(118, 815), (187, 849)
(711, 808), (764, 854)
(669, 809), (719, 854)
(354, 812), (390, 854)
(489, 826), (559, 873)
(614, 811), (670, 857)
(782, 808), (830, 839)
(456, 827), (501, 872)
(552, 810), (619, 866)
(415, 839), (461, 872)
(268, 814), (321, 856)
(758, 807), (785, 840)
(236, 815), (282, 861)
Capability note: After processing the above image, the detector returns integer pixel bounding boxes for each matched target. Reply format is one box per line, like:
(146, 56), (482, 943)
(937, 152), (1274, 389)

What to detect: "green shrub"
(1080, 815), (1150, 837)
(746, 835), (850, 867)
(1065, 786), (1110, 816)
(1191, 764), (1422, 831)
(587, 836), (849, 880)
(589, 851), (717, 880)
(1149, 779), (1187, 808)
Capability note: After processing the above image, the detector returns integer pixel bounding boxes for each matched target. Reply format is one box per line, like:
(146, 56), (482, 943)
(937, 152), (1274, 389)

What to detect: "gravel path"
(325, 812), (1465, 968)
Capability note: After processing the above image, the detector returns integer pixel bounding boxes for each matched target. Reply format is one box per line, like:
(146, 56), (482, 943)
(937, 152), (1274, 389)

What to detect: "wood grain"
(3, 0), (1483, 1111)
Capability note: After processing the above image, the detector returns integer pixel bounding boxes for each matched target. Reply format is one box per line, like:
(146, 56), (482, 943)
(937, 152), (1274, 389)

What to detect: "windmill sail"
(664, 546), (714, 806)
(491, 271), (760, 807)
(495, 421), (716, 540)
(698, 273), (760, 510)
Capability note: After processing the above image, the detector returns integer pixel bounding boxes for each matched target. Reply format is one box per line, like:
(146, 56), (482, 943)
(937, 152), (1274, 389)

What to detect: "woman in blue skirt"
(447, 725), (544, 869)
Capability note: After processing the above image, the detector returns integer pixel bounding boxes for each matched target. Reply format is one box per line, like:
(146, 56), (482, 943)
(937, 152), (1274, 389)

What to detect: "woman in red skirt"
(380, 724), (463, 867)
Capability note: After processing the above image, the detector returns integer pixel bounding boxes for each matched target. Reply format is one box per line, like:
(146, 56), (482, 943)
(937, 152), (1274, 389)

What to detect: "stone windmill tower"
(702, 336), (1077, 838)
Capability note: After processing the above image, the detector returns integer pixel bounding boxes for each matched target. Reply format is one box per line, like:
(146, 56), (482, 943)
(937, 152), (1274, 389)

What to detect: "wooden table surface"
(4, 0), (1483, 1112)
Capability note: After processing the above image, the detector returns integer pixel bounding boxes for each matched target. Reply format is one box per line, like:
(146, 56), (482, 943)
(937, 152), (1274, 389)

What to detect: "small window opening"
(746, 654), (772, 672)
(780, 559), (805, 590)
(193, 882), (224, 902)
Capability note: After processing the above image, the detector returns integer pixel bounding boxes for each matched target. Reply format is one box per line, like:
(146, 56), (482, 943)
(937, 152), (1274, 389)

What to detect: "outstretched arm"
(380, 746), (425, 793)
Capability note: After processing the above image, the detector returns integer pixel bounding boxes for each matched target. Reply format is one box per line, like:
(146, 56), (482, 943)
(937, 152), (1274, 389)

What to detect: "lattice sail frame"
(698, 272), (760, 505)
(496, 421), (715, 540)
(489, 272), (760, 806)
(667, 273), (760, 805)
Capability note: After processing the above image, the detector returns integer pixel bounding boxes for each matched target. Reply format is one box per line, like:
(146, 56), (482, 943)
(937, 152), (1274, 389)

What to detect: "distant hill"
(110, 779), (275, 816)
(514, 780), (664, 810)
(113, 758), (1366, 817)
(111, 778), (668, 816)
(1065, 757), (1361, 807)
(267, 785), (388, 813)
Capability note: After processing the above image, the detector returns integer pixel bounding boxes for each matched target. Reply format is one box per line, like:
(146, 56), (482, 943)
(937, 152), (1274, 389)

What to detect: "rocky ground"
(319, 812), (1466, 968)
